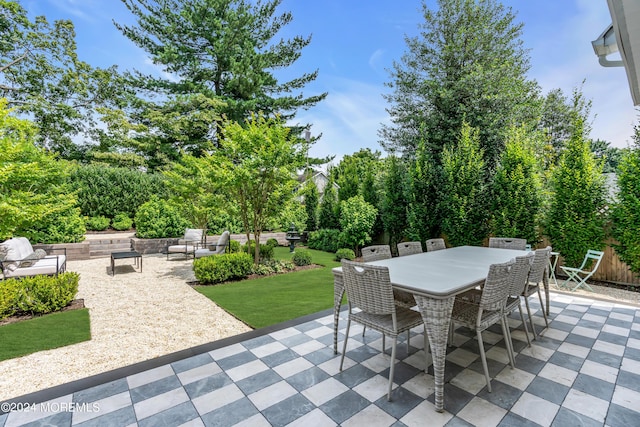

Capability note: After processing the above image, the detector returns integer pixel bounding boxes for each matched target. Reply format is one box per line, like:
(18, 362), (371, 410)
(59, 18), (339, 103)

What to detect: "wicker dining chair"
(339, 260), (427, 401)
(425, 238), (446, 252)
(450, 259), (515, 392)
(397, 241), (423, 257)
(488, 237), (527, 250)
(523, 246), (551, 339)
(361, 245), (392, 262)
(503, 253), (535, 354)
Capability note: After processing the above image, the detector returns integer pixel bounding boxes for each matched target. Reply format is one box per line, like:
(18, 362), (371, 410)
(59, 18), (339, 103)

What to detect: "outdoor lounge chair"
(166, 228), (204, 260)
(0, 237), (66, 279)
(195, 231), (230, 258)
(560, 249), (605, 292)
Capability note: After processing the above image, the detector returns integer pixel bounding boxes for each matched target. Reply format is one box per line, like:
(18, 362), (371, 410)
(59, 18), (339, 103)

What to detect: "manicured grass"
(196, 247), (341, 329)
(0, 309), (91, 361)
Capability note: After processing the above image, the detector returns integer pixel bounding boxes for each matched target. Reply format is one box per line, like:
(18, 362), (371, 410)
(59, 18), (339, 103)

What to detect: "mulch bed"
(0, 299), (85, 326)
(188, 263), (322, 286)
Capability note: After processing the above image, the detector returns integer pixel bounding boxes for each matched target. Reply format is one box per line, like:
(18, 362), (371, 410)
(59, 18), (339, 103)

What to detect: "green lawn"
(0, 309), (91, 361)
(196, 247), (341, 328)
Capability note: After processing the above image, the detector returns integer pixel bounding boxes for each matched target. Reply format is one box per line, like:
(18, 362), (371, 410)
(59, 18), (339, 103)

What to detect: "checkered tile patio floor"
(1, 291), (640, 427)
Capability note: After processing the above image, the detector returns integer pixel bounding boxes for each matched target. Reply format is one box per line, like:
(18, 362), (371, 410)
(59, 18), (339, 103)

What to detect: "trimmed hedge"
(112, 213), (133, 231)
(335, 248), (355, 261)
(86, 216), (110, 231)
(0, 272), (80, 319)
(292, 249), (312, 266)
(193, 253), (253, 284)
(307, 229), (341, 253)
(134, 197), (190, 238)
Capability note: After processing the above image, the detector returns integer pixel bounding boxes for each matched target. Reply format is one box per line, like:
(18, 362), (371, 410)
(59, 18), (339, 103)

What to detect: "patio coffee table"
(332, 246), (527, 412)
(111, 251), (142, 276)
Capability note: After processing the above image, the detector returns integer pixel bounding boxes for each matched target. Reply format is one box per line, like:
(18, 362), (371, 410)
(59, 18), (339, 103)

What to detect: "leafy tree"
(317, 171), (340, 229)
(440, 122), (487, 246)
(0, 99), (84, 242)
(303, 178), (318, 232)
(339, 195), (377, 255)
(381, 0), (540, 168)
(381, 155), (409, 254)
(333, 148), (381, 202)
(491, 125), (541, 243)
(545, 114), (606, 266)
(116, 0), (326, 146)
(0, 1), (124, 159)
(212, 114), (307, 263)
(611, 124), (640, 275)
(590, 139), (622, 173)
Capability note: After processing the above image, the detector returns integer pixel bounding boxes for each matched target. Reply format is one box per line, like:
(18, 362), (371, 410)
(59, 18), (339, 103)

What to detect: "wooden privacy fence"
(540, 237), (640, 286)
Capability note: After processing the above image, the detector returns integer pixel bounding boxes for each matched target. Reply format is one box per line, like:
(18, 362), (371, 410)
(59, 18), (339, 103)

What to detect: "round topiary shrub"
(292, 249), (312, 266)
(266, 238), (279, 248)
(86, 216), (110, 231)
(112, 213), (133, 231)
(335, 248), (355, 261)
(229, 240), (241, 253)
(134, 197), (190, 238)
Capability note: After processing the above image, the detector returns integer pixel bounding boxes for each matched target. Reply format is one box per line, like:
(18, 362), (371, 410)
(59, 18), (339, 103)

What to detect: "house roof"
(593, 0), (640, 105)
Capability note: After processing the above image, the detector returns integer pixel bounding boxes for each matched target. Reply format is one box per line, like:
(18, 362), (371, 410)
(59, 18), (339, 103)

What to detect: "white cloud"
(368, 49), (386, 73)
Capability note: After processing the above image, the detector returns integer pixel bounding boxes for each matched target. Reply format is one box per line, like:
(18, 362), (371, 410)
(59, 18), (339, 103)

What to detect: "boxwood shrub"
(193, 253), (253, 284)
(112, 213), (133, 231)
(292, 249), (312, 266)
(86, 216), (110, 231)
(134, 197), (190, 238)
(307, 229), (341, 253)
(335, 248), (355, 261)
(0, 272), (80, 319)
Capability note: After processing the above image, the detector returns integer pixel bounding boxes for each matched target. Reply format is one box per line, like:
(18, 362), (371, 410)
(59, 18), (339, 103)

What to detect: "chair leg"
(388, 336), (397, 401)
(524, 296), (537, 340)
(340, 318), (352, 371)
(517, 304), (532, 347)
(406, 330), (410, 354)
(501, 317), (515, 369)
(536, 287), (549, 329)
(423, 326), (429, 372)
(382, 334), (386, 354)
(477, 330), (492, 392)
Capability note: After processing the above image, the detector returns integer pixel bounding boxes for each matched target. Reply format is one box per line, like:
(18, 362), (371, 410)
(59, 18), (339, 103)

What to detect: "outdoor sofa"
(0, 237), (66, 279)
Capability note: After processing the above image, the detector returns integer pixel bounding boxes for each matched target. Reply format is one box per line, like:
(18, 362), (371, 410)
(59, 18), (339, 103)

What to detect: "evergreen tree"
(303, 178), (318, 232)
(545, 114), (606, 266)
(317, 172), (339, 230)
(381, 156), (409, 254)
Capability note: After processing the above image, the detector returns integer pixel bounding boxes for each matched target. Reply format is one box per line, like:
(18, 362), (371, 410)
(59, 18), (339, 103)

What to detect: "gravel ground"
(1, 247), (638, 403)
(0, 254), (251, 402)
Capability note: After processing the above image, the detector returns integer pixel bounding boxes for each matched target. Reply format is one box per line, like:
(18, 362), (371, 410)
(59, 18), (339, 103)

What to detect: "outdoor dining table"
(332, 245), (527, 412)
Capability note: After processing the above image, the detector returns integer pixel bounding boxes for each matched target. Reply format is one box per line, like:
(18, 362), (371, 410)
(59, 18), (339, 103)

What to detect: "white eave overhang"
(592, 0), (640, 105)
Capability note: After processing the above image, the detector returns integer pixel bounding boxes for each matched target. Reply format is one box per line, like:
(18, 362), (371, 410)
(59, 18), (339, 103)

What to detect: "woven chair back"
(341, 260), (395, 315)
(361, 245), (392, 262)
(529, 246), (552, 284)
(397, 241), (423, 257)
(425, 238), (446, 252)
(507, 253), (534, 296)
(479, 260), (514, 312)
(488, 237), (527, 250)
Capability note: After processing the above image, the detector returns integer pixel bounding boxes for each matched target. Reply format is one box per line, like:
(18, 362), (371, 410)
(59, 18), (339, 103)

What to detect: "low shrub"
(252, 259), (296, 276)
(86, 216), (110, 231)
(193, 252), (253, 284)
(307, 229), (341, 253)
(292, 249), (312, 266)
(266, 238), (279, 248)
(229, 240), (241, 253)
(134, 197), (190, 239)
(112, 213), (133, 231)
(243, 241), (274, 260)
(0, 272), (80, 319)
(335, 248), (355, 261)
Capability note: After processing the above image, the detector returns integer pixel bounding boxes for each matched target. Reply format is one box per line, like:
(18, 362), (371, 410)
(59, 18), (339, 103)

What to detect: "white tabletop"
(333, 246), (527, 298)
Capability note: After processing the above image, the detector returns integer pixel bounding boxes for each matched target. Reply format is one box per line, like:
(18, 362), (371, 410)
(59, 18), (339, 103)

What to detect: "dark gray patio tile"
(498, 412), (541, 427)
(605, 317), (633, 329)
(335, 364), (377, 388)
(343, 343), (381, 363)
(171, 352), (213, 374)
(548, 320), (574, 332)
(242, 334), (276, 350)
(184, 372), (234, 400)
(616, 369), (640, 393)
(577, 319), (606, 329)
(467, 357), (506, 379)
(560, 309), (584, 318)
(586, 307), (610, 317)
(261, 393), (315, 426)
(260, 348), (299, 368)
(612, 307), (635, 316)
(552, 407), (603, 427)
(572, 373), (615, 401)
(236, 369), (283, 395)
(605, 402), (640, 427)
(319, 390), (370, 425)
(138, 401), (198, 427)
(526, 376), (569, 405)
(445, 417), (476, 427)
(17, 411), (71, 427)
(0, 412), (7, 425)
(598, 332), (628, 346)
(587, 349), (623, 368)
(314, 332), (337, 347)
(476, 379), (523, 410)
(279, 333), (312, 348)
(514, 353), (546, 375)
(548, 351), (584, 372)
(427, 360), (466, 383)
(303, 346), (336, 365)
(295, 320), (324, 332)
(200, 397), (259, 427)
(380, 361), (421, 386)
(215, 350), (257, 371)
(509, 337), (530, 354)
(286, 366), (330, 392)
(375, 387), (422, 419)
(531, 335), (562, 351)
(564, 332), (596, 348)
(129, 375), (182, 404)
(73, 378), (129, 404)
(624, 345), (640, 362)
(630, 329), (640, 340)
(426, 383), (474, 415)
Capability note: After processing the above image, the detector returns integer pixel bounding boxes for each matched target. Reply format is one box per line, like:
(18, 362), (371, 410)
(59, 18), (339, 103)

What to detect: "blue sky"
(23, 0), (638, 162)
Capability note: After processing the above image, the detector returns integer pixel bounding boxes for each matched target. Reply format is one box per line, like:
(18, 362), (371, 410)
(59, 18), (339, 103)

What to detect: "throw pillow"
(34, 249), (47, 259)
(19, 251), (41, 267)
